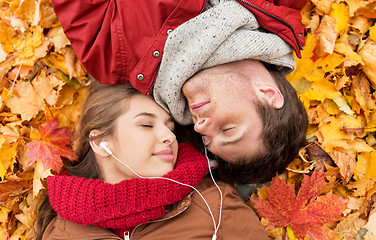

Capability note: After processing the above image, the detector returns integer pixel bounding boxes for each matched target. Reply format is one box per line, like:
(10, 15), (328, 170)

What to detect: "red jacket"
(51, 0), (306, 95)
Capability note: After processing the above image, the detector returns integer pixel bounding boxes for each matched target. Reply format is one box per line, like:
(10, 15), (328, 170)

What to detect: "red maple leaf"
(252, 170), (348, 240)
(26, 118), (77, 172)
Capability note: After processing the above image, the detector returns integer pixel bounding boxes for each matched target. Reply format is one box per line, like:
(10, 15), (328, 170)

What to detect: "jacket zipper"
(124, 231), (130, 240)
(200, 0), (209, 14)
(236, 0), (304, 50)
(129, 204), (190, 239)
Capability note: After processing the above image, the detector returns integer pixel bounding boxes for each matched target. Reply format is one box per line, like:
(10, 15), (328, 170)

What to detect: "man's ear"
(89, 130), (111, 157)
(254, 83), (284, 109)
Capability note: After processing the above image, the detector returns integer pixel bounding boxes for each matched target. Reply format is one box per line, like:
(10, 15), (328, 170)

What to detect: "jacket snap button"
(299, 33), (302, 38)
(167, 29), (173, 35)
(137, 74), (144, 81)
(266, 3), (270, 7)
(153, 51), (160, 58)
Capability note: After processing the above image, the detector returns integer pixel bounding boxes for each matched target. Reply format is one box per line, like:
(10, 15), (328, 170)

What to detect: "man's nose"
(194, 117), (210, 133)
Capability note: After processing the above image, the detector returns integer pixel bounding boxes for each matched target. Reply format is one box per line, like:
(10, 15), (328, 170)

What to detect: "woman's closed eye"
(141, 124), (153, 128)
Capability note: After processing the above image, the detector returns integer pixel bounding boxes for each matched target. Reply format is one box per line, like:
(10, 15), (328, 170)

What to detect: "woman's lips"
(153, 149), (174, 161)
(190, 101), (209, 112)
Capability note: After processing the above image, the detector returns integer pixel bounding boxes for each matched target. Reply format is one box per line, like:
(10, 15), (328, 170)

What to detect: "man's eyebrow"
(204, 134), (243, 149)
(221, 135), (243, 147)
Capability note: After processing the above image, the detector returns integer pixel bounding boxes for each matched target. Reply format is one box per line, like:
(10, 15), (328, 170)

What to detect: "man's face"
(182, 61), (266, 162)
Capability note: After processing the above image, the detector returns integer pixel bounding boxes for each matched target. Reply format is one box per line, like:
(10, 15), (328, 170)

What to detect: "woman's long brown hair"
(34, 82), (141, 239)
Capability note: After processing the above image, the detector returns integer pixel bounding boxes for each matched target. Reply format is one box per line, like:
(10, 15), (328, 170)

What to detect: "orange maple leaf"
(252, 170), (348, 240)
(26, 118), (77, 172)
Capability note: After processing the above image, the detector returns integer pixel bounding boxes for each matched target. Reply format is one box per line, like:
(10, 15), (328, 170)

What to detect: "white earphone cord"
(102, 140), (223, 240)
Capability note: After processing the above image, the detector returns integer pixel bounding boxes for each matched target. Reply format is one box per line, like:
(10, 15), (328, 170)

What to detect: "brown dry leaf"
(347, 178), (376, 197)
(351, 73), (376, 114)
(344, 0), (363, 17)
(62, 46), (87, 79)
(35, 0), (59, 28)
(316, 15), (337, 57)
(32, 69), (63, 107)
(0, 179), (32, 203)
(333, 212), (367, 239)
(33, 159), (52, 197)
(364, 211), (376, 235)
(5, 80), (42, 121)
(359, 39), (376, 87)
(306, 143), (335, 170)
(307, 14), (320, 32)
(328, 148), (356, 182)
(57, 86), (89, 127)
(355, 2), (376, 19)
(335, 42), (365, 66)
(311, 0), (334, 14)
(47, 26), (70, 51)
(351, 16), (373, 35)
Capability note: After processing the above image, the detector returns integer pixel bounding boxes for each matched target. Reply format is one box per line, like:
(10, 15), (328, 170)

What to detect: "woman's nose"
(161, 128), (176, 144)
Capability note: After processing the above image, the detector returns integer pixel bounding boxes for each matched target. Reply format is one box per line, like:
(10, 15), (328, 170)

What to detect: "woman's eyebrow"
(134, 112), (156, 118)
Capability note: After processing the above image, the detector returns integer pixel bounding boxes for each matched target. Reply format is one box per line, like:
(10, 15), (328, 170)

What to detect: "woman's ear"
(89, 130), (111, 157)
(254, 83), (284, 109)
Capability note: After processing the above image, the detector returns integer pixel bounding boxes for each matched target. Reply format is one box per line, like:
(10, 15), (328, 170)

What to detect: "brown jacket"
(43, 177), (269, 240)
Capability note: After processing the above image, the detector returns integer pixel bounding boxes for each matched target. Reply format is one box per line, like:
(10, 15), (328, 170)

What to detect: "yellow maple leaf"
(332, 97), (355, 115)
(322, 99), (341, 115)
(319, 115), (365, 151)
(0, 141), (18, 179)
(330, 3), (350, 35)
(0, 18), (21, 53)
(301, 80), (342, 103)
(14, 27), (44, 66)
(370, 24), (376, 42)
(314, 52), (344, 73)
(355, 151), (376, 179)
(13, 0), (37, 23)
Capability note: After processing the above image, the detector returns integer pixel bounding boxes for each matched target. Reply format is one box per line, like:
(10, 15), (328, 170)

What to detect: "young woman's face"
(104, 94), (178, 182)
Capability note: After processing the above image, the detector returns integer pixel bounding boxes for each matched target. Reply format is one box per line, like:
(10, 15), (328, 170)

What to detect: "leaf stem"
(0, 134), (36, 141)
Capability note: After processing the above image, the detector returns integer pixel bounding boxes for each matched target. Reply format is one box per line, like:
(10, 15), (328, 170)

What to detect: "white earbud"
(100, 141), (113, 155)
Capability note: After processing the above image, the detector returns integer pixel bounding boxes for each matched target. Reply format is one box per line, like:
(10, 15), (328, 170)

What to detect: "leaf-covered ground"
(0, 0), (375, 239)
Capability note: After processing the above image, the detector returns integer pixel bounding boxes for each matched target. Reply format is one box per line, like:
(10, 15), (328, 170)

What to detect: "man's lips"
(153, 149), (174, 161)
(190, 101), (209, 112)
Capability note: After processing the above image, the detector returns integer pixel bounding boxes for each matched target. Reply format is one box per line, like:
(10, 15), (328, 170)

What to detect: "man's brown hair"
(216, 64), (308, 184)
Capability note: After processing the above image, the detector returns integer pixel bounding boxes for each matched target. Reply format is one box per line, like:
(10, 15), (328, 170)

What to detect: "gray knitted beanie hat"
(153, 0), (296, 125)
